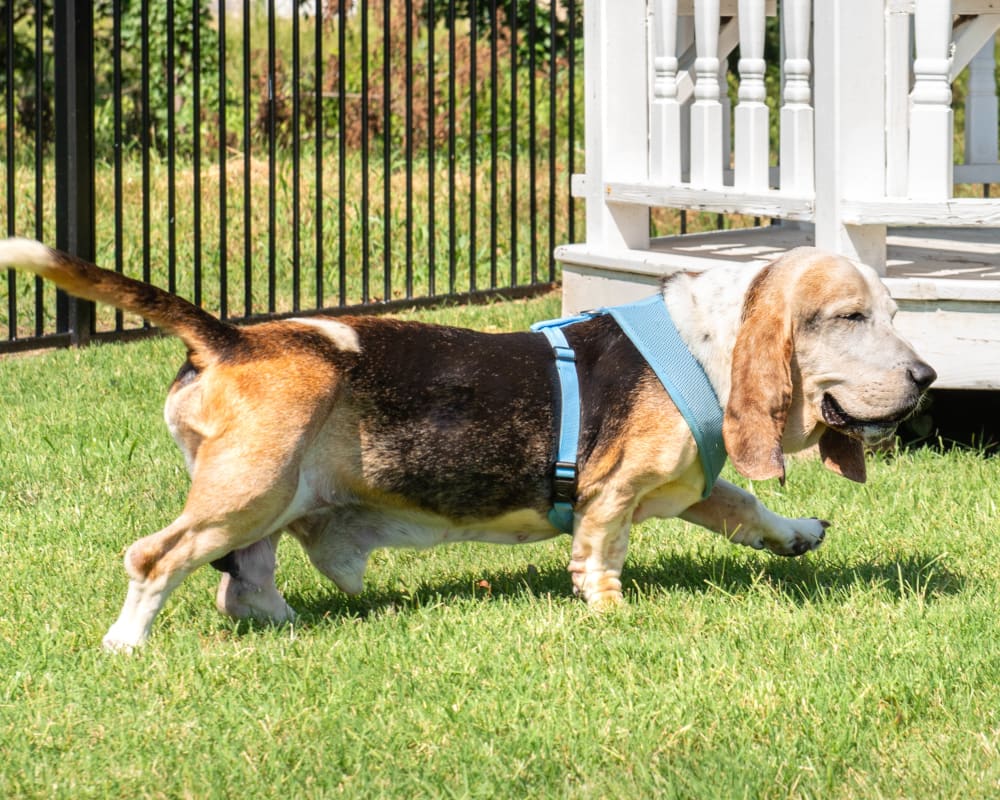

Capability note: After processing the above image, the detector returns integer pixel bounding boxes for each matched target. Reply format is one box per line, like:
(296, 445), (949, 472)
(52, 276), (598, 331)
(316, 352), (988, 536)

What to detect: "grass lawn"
(1, 292), (999, 798)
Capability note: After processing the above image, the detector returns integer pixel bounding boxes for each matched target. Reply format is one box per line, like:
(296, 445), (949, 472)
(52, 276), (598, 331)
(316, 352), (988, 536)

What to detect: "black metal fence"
(1, 0), (583, 353)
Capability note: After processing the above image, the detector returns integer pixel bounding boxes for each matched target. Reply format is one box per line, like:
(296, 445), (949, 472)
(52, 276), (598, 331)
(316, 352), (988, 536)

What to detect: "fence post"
(53, 0), (95, 345)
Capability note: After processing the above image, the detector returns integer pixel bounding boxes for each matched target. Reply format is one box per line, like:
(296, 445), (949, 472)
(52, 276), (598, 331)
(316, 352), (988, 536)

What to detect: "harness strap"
(533, 294), (726, 534)
(532, 324), (580, 534)
(606, 295), (726, 498)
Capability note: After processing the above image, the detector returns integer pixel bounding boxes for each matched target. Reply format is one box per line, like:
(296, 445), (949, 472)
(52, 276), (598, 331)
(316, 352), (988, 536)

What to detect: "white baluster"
(735, 0), (768, 189)
(779, 0), (813, 193)
(908, 0), (954, 199)
(651, 0), (682, 183)
(965, 40), (998, 167)
(689, 0), (723, 187)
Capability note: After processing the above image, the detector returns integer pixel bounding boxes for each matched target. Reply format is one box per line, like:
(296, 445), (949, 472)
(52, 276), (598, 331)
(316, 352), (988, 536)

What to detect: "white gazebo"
(559, 0), (1000, 389)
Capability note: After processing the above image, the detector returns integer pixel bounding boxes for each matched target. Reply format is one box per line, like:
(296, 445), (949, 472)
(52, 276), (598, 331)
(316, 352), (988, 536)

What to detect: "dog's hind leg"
(287, 509), (377, 596)
(213, 533), (297, 623)
(101, 453), (304, 651)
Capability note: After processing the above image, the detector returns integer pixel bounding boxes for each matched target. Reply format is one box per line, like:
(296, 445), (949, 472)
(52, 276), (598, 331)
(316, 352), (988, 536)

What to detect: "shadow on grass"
(223, 548), (964, 635)
(624, 550), (965, 605)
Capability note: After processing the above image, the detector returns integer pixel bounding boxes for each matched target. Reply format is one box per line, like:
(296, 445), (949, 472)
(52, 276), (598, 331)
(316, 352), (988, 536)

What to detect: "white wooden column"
(813, 0), (887, 270)
(651, 0), (682, 183)
(885, 3), (911, 196)
(907, 0), (953, 199)
(965, 39), (998, 167)
(583, 0), (650, 250)
(778, 0), (812, 193)
(689, 0), (723, 187)
(735, 0), (768, 189)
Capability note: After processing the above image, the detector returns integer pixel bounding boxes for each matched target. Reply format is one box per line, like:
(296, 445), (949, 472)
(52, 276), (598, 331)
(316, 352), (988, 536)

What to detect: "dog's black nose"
(908, 360), (937, 391)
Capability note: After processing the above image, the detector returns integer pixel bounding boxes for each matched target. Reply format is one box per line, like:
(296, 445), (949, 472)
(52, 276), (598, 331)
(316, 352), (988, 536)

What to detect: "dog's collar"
(532, 294), (727, 533)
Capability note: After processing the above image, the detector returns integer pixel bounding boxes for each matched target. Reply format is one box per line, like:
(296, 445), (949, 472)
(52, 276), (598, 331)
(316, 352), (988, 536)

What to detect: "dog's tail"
(0, 238), (238, 365)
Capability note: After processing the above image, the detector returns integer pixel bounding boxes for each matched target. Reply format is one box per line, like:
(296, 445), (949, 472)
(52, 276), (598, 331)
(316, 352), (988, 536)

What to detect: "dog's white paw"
(101, 625), (145, 654)
(730, 514), (828, 556)
(765, 516), (829, 557)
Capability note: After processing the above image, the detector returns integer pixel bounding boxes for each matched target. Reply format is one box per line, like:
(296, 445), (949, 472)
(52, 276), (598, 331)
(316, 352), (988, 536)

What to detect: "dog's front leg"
(567, 498), (633, 608)
(679, 478), (828, 556)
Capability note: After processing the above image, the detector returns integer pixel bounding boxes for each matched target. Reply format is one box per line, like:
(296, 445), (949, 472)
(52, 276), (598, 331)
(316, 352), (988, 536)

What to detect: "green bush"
(94, 0), (220, 159)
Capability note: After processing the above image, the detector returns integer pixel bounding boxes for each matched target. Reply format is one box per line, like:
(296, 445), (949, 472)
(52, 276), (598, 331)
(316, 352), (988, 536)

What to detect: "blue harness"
(532, 294), (727, 533)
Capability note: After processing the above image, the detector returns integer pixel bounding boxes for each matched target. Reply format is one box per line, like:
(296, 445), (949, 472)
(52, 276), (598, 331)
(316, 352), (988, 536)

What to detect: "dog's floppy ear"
(819, 428), (866, 482)
(723, 264), (792, 483)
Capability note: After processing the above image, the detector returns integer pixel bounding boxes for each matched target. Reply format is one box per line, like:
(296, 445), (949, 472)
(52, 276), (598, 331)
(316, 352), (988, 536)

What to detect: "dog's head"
(723, 247), (936, 484)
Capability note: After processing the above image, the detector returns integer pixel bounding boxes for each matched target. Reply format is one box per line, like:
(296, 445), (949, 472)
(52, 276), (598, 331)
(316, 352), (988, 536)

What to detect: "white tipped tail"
(0, 237), (58, 275)
(0, 237), (240, 365)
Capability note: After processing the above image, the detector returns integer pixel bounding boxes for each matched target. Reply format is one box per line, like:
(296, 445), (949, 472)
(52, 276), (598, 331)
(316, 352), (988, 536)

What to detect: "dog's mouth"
(821, 393), (910, 440)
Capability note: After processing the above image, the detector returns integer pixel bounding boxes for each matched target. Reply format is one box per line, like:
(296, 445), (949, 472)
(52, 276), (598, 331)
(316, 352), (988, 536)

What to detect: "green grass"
(2, 293), (1000, 798)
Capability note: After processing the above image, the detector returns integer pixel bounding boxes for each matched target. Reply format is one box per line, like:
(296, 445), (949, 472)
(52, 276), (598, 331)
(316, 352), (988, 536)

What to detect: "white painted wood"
(735, 0), (769, 189)
(841, 198), (1000, 226)
(885, 279), (1000, 303)
(907, 0), (954, 200)
(890, 1), (1000, 13)
(779, 0), (813, 193)
(561, 265), (662, 315)
(605, 181), (814, 219)
(892, 303), (1000, 389)
(885, 4), (912, 196)
(582, 0), (650, 250)
(606, 185), (1000, 228)
(813, 0), (888, 270)
(964, 39), (999, 168)
(677, 0), (774, 12)
(674, 17), (740, 108)
(689, 0), (724, 187)
(559, 225), (1000, 288)
(650, 0), (682, 184)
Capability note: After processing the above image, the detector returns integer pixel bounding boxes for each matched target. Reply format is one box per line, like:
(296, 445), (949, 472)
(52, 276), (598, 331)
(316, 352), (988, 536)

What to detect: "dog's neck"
(662, 262), (763, 410)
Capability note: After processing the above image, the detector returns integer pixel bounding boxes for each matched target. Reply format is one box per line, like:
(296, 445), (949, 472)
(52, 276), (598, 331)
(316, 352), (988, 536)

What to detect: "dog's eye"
(838, 312), (866, 323)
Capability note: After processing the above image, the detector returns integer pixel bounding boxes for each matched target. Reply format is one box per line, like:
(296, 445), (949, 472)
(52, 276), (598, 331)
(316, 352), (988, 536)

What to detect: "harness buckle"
(552, 344), (576, 363)
(553, 461), (577, 504)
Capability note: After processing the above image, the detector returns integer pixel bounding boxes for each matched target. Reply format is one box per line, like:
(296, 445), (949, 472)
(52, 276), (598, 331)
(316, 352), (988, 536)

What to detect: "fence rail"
(1, 0), (583, 354)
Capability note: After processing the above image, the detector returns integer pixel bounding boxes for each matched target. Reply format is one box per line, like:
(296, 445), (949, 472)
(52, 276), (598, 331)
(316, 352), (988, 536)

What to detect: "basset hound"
(0, 240), (935, 650)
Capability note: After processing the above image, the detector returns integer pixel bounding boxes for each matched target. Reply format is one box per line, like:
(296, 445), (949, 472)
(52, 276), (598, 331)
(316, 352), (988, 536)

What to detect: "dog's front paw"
(766, 516), (829, 557)
(571, 568), (625, 609)
(587, 589), (625, 611)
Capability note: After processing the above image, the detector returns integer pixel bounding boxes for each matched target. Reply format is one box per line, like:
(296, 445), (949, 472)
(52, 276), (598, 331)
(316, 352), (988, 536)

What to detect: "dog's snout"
(908, 360), (937, 392)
